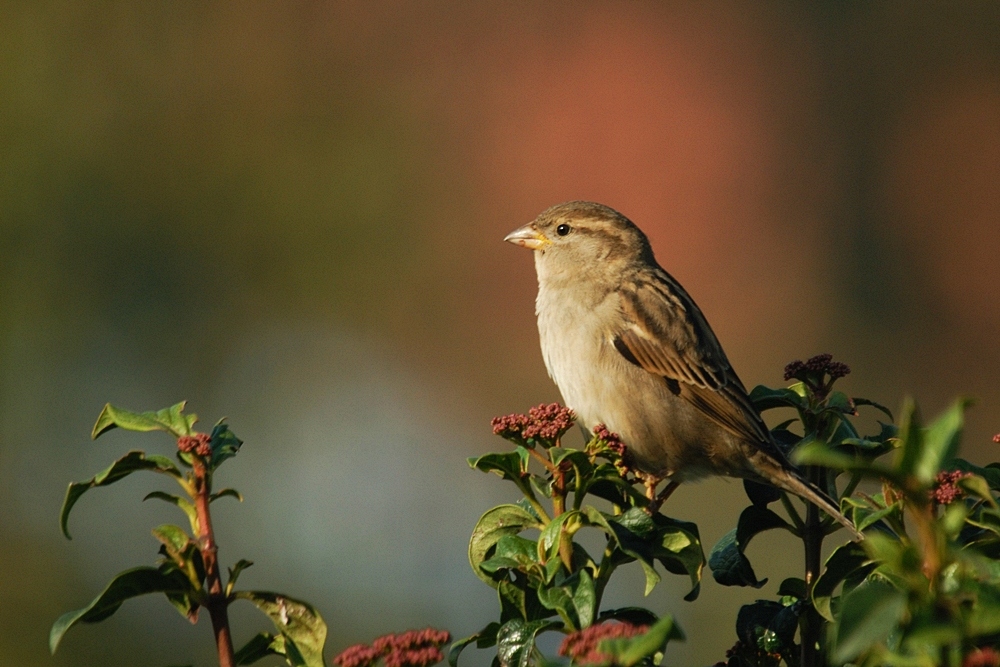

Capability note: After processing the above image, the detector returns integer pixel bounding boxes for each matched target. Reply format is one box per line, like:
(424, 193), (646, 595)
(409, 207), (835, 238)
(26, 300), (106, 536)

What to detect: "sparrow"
(504, 200), (860, 539)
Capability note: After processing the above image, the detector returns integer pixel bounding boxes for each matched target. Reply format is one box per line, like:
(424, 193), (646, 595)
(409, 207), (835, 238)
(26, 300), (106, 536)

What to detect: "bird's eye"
(556, 223), (571, 236)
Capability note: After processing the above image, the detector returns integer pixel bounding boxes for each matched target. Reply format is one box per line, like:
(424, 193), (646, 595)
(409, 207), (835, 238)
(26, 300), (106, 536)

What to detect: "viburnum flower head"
(333, 629), (451, 667)
(931, 470), (973, 506)
(491, 403), (575, 448)
(177, 433), (212, 458)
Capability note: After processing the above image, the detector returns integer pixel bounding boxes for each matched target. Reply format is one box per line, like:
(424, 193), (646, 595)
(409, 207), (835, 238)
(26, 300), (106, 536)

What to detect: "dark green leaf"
(832, 579), (906, 663)
(209, 421), (243, 469)
(597, 608), (658, 626)
(708, 529), (765, 588)
(61, 451), (182, 539)
(92, 402), (196, 439)
(649, 514), (704, 602)
(749, 385), (805, 412)
(853, 398), (894, 421)
(234, 591), (327, 667)
(743, 479), (781, 507)
(495, 619), (558, 667)
(469, 452), (527, 481)
(777, 577), (806, 600)
(211, 488), (244, 503)
(536, 570), (595, 631)
(736, 505), (793, 545)
(469, 505), (541, 587)
(708, 506), (790, 589)
(448, 623), (502, 667)
(50, 566), (192, 653)
(227, 559), (254, 596)
(736, 600), (797, 650)
(234, 632), (282, 666)
(812, 542), (875, 622)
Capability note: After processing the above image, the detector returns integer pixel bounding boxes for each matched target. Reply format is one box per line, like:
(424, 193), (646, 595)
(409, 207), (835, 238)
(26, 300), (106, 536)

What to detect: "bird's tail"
(777, 470), (863, 541)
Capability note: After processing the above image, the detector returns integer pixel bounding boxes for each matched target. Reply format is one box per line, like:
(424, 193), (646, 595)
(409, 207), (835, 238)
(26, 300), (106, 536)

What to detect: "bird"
(504, 200), (860, 539)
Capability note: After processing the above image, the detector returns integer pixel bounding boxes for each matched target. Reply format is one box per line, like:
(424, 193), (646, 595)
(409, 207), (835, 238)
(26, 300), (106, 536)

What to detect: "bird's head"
(504, 201), (655, 286)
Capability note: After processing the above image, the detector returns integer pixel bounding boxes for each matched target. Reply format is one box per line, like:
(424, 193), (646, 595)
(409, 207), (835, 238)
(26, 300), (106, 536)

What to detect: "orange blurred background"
(2, 3), (998, 666)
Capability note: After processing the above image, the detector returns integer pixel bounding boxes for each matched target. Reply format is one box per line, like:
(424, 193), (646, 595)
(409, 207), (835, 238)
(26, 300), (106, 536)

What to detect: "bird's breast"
(535, 281), (742, 479)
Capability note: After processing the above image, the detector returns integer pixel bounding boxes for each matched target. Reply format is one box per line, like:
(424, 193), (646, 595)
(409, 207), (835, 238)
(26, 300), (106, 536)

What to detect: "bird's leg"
(635, 471), (678, 514)
(648, 480), (680, 514)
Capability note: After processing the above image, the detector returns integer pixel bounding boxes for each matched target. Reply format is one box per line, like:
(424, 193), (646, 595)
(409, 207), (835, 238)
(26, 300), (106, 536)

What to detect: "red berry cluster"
(592, 424), (626, 457)
(783, 353), (851, 382)
(931, 470), (973, 505)
(332, 629), (451, 667)
(993, 434), (1000, 444)
(491, 403), (575, 447)
(559, 622), (648, 666)
(177, 433), (211, 457)
(965, 647), (1000, 667)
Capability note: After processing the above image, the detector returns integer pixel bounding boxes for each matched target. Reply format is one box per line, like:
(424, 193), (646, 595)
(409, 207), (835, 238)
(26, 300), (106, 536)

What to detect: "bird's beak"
(504, 223), (549, 250)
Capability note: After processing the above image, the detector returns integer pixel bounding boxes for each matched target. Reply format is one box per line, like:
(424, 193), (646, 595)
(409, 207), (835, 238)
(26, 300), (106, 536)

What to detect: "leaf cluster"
(52, 402), (328, 667)
(453, 419), (702, 667)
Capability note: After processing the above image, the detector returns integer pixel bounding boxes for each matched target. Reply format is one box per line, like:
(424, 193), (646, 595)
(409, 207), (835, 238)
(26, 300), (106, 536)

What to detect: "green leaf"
(536, 569), (596, 631)
(480, 535), (539, 575)
(143, 491), (199, 533)
(92, 402), (196, 439)
(597, 607), (659, 626)
(234, 632), (283, 665)
(812, 542), (875, 621)
(210, 488), (244, 503)
(832, 578), (907, 663)
(967, 584), (1000, 636)
(743, 479), (781, 507)
(448, 623), (501, 667)
(853, 398), (894, 421)
(495, 618), (558, 667)
(736, 505), (793, 545)
(209, 421), (243, 469)
(841, 495), (902, 533)
(151, 524), (192, 556)
(469, 505), (541, 587)
(469, 452), (527, 481)
(897, 398), (972, 487)
(227, 559), (254, 596)
(234, 591), (327, 667)
(708, 529), (766, 588)
(735, 601), (797, 653)
(649, 514), (704, 602)
(708, 506), (790, 589)
(793, 439), (904, 486)
(749, 385), (805, 412)
(950, 459), (1000, 493)
(599, 615), (684, 667)
(777, 577), (806, 600)
(61, 451), (182, 539)
(50, 566), (192, 653)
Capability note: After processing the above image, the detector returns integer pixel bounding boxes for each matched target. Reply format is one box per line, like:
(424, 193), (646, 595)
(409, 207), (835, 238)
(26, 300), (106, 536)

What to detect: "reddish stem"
(193, 459), (235, 667)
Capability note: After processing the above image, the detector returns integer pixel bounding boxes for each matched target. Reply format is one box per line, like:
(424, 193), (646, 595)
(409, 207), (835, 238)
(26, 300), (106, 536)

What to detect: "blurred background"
(2, 2), (999, 665)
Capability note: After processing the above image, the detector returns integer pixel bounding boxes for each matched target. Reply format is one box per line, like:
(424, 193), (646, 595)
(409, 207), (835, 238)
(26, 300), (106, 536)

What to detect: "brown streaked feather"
(614, 269), (790, 465)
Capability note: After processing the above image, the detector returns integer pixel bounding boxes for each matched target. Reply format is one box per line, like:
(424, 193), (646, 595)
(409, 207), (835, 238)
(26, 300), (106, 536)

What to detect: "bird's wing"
(612, 269), (784, 459)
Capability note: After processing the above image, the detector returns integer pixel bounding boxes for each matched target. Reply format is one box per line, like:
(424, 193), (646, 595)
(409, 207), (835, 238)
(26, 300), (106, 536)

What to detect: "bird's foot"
(636, 473), (680, 514)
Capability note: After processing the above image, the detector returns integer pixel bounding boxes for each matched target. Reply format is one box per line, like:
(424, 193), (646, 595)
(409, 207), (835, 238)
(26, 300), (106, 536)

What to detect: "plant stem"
(193, 459), (235, 667)
(800, 465), (824, 667)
